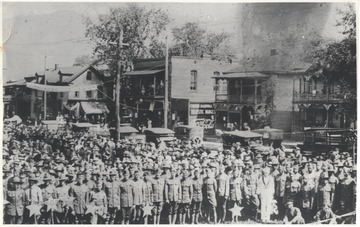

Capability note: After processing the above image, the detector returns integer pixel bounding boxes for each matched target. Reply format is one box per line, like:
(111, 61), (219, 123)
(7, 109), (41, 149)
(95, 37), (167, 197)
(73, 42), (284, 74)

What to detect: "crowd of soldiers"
(2, 122), (357, 224)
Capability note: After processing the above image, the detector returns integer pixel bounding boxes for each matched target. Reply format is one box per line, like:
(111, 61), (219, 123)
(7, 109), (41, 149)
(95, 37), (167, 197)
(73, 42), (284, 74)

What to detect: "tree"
(84, 3), (171, 75)
(172, 22), (206, 57)
(307, 5), (356, 122)
(73, 55), (96, 66)
(172, 22), (232, 59)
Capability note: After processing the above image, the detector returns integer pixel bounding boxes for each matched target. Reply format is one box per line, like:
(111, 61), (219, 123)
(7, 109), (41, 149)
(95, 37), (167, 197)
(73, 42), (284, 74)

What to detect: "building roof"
(3, 79), (26, 87)
(123, 69), (164, 76)
(213, 72), (269, 79)
(223, 62), (311, 75)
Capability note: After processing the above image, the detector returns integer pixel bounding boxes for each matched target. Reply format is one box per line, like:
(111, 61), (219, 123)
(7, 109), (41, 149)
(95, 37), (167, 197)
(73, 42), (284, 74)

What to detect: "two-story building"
(29, 64), (110, 121)
(122, 56), (232, 129)
(292, 74), (345, 130)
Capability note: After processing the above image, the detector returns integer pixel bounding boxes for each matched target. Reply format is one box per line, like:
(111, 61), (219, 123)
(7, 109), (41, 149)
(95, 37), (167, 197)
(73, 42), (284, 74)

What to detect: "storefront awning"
(212, 72), (269, 79)
(81, 102), (109, 114)
(123, 69), (164, 76)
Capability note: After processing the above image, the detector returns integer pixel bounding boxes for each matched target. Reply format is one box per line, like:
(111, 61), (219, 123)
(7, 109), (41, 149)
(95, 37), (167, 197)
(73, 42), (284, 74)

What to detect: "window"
(97, 86), (103, 99)
(60, 92), (63, 98)
(75, 91), (79, 98)
(190, 70), (197, 91)
(86, 71), (92, 80)
(86, 91), (92, 98)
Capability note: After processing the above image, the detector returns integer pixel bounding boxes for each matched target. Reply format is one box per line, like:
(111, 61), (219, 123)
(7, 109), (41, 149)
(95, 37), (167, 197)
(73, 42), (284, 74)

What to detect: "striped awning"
(81, 102), (109, 114)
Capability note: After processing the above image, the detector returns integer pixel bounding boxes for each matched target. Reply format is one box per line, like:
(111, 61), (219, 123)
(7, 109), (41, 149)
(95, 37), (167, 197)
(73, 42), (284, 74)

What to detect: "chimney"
(55, 64), (59, 70)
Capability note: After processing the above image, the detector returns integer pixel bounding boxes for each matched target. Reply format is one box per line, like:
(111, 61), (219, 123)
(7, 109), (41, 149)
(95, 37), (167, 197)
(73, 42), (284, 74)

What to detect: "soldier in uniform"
(54, 174), (72, 224)
(242, 167), (259, 220)
(132, 170), (145, 223)
(216, 165), (229, 223)
(4, 177), (25, 224)
(69, 173), (90, 224)
(283, 200), (305, 224)
(151, 169), (165, 224)
(119, 170), (134, 224)
(274, 164), (287, 219)
(300, 175), (315, 222)
(203, 167), (217, 224)
(165, 168), (181, 224)
(89, 182), (108, 224)
(39, 173), (57, 224)
(179, 170), (192, 224)
(104, 170), (121, 224)
(228, 169), (242, 223)
(314, 203), (337, 224)
(327, 166), (338, 209)
(24, 174), (43, 224)
(191, 168), (203, 224)
(142, 171), (153, 224)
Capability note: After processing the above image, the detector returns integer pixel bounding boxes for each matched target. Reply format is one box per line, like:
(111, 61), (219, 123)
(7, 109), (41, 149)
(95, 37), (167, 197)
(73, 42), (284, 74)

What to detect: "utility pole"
(115, 29), (125, 142)
(44, 56), (47, 120)
(164, 35), (169, 128)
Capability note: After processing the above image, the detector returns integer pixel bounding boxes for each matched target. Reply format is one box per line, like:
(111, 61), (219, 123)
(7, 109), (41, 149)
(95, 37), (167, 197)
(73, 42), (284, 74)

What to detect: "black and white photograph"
(2, 1), (357, 224)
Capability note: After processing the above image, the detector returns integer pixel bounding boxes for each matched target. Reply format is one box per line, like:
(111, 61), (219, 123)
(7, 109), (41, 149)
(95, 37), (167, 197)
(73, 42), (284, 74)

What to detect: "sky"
(2, 2), (351, 82)
(2, 2), (239, 82)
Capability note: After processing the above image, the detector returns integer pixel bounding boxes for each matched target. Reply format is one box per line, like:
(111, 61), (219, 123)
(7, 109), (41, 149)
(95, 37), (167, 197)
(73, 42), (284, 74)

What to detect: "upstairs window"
(86, 71), (92, 80)
(74, 91), (79, 98)
(190, 70), (197, 91)
(86, 91), (92, 99)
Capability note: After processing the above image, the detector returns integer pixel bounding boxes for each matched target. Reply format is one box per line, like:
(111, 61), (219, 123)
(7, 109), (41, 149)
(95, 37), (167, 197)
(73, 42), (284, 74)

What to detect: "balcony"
(293, 92), (344, 104)
(215, 94), (265, 104)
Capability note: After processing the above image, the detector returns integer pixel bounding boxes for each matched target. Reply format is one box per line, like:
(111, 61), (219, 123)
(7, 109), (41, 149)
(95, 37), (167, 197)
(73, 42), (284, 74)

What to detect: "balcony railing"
(215, 94), (265, 104)
(294, 92), (344, 103)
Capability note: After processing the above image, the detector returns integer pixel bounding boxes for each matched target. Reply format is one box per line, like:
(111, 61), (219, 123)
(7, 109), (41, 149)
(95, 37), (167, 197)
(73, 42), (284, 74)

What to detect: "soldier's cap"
(43, 173), (52, 181)
(77, 172), (85, 177)
(256, 153), (263, 159)
(29, 174), (38, 182)
(285, 199), (294, 205)
(13, 177), (22, 184)
(58, 174), (68, 181)
(253, 164), (261, 169)
(109, 170), (117, 176)
(208, 162), (217, 168)
(243, 155), (252, 162)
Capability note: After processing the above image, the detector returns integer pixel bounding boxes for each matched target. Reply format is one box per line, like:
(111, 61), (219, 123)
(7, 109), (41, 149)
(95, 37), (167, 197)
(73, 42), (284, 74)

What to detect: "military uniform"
(119, 179), (134, 223)
(69, 182), (90, 223)
(275, 172), (287, 217)
(217, 172), (229, 223)
(104, 179), (121, 224)
(89, 189), (108, 224)
(179, 178), (192, 215)
(228, 175), (242, 213)
(5, 188), (25, 224)
(55, 183), (72, 224)
(165, 177), (181, 217)
(151, 177), (165, 218)
(191, 177), (203, 216)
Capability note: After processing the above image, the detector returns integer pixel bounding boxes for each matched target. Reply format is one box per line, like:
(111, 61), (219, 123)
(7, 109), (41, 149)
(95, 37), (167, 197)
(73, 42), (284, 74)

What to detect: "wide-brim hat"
(243, 155), (252, 162)
(13, 177), (22, 184)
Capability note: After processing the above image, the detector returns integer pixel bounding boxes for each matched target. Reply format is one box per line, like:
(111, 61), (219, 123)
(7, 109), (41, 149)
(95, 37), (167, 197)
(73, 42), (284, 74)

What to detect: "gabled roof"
(34, 65), (103, 84)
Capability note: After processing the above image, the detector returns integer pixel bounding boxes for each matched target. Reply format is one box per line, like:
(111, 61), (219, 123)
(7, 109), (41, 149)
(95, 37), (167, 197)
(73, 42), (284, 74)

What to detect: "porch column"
(254, 79), (258, 105)
(153, 76), (156, 95)
(240, 80), (243, 102)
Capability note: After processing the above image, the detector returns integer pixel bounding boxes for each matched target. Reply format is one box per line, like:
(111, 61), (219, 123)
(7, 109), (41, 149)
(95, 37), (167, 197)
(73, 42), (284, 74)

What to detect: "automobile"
(281, 142), (300, 153)
(253, 128), (283, 148)
(119, 126), (145, 143)
(42, 120), (67, 132)
(297, 128), (357, 156)
(221, 130), (264, 149)
(174, 125), (204, 144)
(144, 128), (176, 147)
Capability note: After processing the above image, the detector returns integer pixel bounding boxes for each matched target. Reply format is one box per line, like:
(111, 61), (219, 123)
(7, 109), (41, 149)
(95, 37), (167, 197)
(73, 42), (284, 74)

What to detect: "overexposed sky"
(2, 2), (352, 81)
